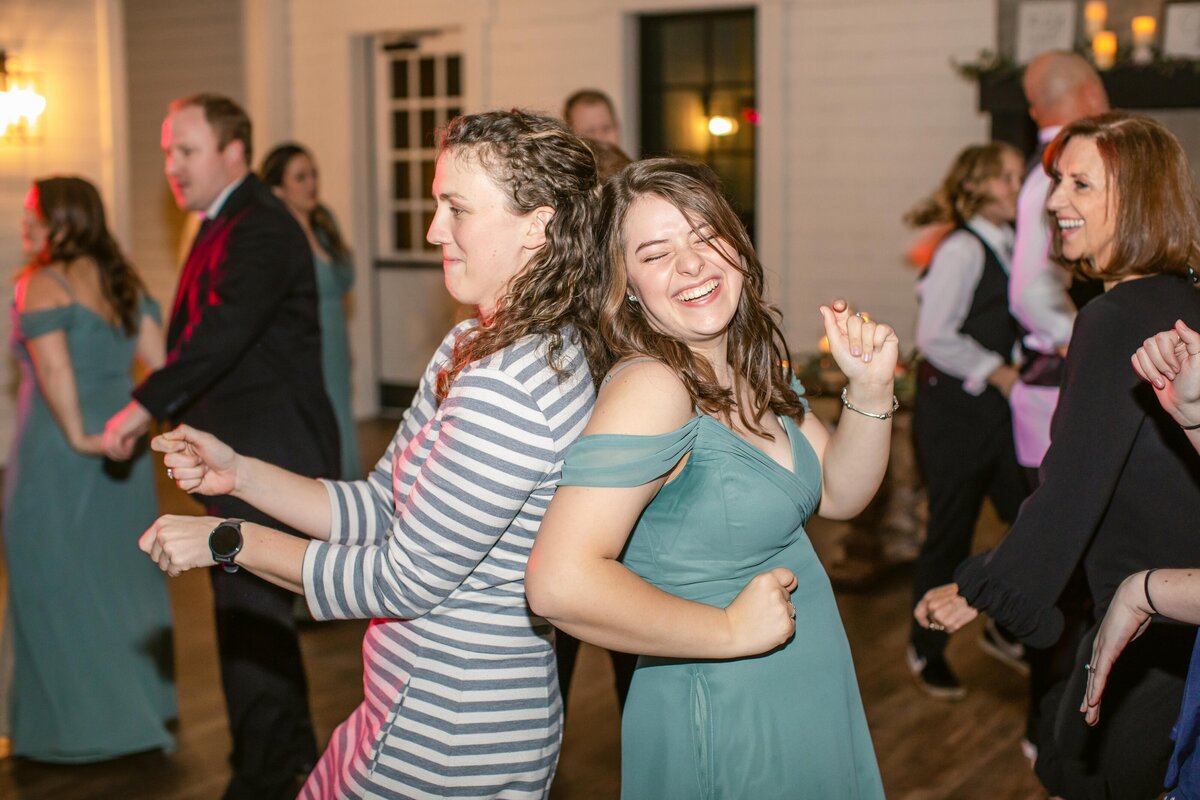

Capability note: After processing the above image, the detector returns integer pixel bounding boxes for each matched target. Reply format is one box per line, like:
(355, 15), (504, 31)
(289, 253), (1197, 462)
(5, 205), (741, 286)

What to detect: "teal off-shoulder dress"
(2, 283), (175, 762)
(559, 390), (884, 799)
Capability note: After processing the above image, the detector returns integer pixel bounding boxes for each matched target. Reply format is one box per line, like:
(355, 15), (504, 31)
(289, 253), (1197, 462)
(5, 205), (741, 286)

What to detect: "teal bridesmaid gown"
(3, 291), (175, 762)
(560, 400), (884, 799)
(313, 248), (360, 479)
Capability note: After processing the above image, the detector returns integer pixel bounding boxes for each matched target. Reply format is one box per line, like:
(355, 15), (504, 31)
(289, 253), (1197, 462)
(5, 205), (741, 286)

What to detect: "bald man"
(1009, 52), (1108, 478)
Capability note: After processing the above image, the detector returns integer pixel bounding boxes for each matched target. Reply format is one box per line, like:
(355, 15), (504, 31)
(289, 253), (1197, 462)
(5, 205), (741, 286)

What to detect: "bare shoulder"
(585, 358), (694, 436)
(17, 266), (71, 313)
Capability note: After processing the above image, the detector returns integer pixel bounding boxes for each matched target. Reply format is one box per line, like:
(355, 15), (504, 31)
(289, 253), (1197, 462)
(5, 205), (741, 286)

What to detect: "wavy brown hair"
(904, 141), (1022, 227)
(1045, 111), (1200, 282)
(434, 110), (602, 400)
(29, 177), (146, 335)
(590, 158), (806, 436)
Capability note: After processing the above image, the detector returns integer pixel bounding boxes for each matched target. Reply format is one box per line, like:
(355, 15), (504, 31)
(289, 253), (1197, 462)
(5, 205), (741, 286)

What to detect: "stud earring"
(627, 293), (639, 303)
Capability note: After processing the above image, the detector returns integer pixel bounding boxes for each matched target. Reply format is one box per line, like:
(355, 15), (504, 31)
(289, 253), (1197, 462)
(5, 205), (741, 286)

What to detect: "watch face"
(210, 522), (242, 558)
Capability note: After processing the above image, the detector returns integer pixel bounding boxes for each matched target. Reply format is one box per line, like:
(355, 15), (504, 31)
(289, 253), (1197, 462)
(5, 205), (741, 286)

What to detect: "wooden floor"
(0, 418), (1046, 799)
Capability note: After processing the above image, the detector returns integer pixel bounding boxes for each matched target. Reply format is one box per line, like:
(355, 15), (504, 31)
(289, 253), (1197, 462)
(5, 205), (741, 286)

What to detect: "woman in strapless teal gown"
(527, 158), (895, 798)
(261, 143), (361, 478)
(4, 177), (174, 762)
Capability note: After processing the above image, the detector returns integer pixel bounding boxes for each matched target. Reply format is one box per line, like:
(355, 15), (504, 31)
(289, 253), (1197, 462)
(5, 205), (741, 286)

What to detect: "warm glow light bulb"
(1092, 31), (1117, 69)
(1084, 2), (1108, 39)
(707, 116), (736, 136)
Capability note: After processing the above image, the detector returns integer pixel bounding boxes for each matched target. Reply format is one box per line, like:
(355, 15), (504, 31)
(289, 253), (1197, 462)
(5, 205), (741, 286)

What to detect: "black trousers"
(910, 373), (1028, 659)
(1034, 620), (1193, 799)
(555, 630), (637, 720)
(208, 498), (317, 800)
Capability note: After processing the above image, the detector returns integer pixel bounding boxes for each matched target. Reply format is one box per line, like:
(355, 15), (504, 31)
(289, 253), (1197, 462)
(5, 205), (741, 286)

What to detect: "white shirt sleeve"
(1010, 169), (1075, 352)
(915, 229), (1004, 396)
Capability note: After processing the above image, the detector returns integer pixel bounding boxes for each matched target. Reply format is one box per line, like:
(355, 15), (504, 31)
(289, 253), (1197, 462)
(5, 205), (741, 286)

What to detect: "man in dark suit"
(104, 94), (338, 800)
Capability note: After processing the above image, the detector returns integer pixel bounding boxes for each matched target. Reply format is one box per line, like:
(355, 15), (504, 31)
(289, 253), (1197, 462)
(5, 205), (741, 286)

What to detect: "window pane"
(391, 59), (409, 99)
(658, 19), (706, 85)
(392, 110), (410, 149)
(447, 106), (462, 124)
(393, 211), (412, 251)
(422, 208), (438, 252)
(393, 161), (411, 200)
(661, 90), (708, 154)
(446, 56), (462, 96)
(712, 155), (754, 214)
(420, 109), (438, 148)
(419, 57), (436, 97)
(421, 160), (436, 194)
(712, 16), (754, 83)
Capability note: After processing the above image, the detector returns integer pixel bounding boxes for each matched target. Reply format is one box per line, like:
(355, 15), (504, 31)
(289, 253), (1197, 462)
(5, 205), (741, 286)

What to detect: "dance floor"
(0, 418), (1044, 799)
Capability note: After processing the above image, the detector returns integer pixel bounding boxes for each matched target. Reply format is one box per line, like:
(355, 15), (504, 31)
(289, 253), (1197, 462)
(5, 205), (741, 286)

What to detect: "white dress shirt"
(915, 216), (1015, 396)
(1010, 125), (1074, 354)
(1009, 126), (1074, 468)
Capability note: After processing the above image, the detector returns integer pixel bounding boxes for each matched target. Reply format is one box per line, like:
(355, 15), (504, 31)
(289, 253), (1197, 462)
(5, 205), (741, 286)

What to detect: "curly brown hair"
(589, 157), (806, 437)
(434, 110), (603, 401)
(29, 176), (147, 335)
(904, 141), (1023, 228)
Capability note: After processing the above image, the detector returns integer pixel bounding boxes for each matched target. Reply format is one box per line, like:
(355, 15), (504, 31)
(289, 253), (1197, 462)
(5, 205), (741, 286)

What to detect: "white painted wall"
(0, 0), (125, 458)
(280, 0), (995, 416)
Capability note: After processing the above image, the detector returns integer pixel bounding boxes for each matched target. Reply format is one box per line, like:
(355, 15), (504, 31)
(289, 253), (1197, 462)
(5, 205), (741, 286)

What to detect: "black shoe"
(906, 645), (967, 701)
(979, 618), (1030, 676)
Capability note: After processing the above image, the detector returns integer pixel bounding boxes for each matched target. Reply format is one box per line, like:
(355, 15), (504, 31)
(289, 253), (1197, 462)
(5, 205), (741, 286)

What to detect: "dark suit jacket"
(134, 174), (339, 496)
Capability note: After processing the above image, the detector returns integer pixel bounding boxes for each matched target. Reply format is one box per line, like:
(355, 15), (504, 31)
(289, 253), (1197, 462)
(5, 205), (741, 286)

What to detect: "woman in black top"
(915, 112), (1200, 799)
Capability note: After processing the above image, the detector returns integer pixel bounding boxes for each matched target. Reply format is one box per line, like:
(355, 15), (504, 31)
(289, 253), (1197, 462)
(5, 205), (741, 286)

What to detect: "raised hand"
(820, 298), (900, 393)
(152, 424), (241, 496)
(723, 567), (799, 656)
(1132, 320), (1200, 429)
(914, 583), (979, 634)
(139, 514), (223, 577)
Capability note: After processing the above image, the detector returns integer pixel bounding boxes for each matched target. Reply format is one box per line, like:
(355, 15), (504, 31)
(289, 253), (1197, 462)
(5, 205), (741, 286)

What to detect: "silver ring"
(929, 620), (945, 632)
(854, 311), (864, 319)
(787, 601), (796, 620)
(167, 467), (174, 480)
(1084, 662), (1095, 673)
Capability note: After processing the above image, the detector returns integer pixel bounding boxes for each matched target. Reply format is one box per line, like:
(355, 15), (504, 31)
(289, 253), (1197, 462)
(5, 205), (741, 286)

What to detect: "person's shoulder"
(586, 358), (693, 436)
(928, 228), (983, 272)
(17, 265), (72, 313)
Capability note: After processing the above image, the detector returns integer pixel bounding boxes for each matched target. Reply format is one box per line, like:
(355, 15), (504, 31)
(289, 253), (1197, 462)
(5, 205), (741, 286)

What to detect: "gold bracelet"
(840, 387), (899, 420)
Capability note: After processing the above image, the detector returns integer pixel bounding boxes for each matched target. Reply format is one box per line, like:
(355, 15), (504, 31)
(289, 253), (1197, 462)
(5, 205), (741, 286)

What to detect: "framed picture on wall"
(1016, 1), (1076, 64)
(1164, 2), (1200, 58)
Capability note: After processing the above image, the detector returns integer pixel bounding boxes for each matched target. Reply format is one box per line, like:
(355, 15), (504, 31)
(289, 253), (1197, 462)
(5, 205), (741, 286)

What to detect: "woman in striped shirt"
(139, 110), (603, 799)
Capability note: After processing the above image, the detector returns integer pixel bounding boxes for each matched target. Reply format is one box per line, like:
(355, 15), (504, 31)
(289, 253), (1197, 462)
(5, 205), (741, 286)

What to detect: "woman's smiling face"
(622, 193), (744, 352)
(1047, 135), (1117, 270)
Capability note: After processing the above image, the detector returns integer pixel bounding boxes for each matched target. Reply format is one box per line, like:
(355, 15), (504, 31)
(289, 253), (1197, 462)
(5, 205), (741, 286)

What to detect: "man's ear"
(525, 206), (555, 249)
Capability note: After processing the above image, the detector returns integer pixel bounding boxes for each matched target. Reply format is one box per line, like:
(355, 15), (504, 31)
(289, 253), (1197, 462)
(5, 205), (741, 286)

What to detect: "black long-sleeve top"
(955, 273), (1200, 648)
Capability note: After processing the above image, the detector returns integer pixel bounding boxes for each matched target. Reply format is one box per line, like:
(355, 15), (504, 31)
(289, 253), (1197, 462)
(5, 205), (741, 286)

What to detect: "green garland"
(952, 46), (1200, 81)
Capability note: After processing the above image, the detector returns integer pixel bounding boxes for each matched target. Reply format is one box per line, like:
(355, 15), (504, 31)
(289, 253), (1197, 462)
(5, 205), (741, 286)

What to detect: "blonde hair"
(905, 141), (1023, 227)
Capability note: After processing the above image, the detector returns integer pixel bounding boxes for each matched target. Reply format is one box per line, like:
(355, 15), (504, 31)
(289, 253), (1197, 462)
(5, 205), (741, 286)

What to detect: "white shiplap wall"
(123, 0), (245, 308)
(0, 0), (116, 459)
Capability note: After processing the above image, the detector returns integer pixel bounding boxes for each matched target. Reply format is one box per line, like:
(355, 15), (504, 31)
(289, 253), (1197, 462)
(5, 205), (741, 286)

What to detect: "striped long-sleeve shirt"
(299, 320), (594, 799)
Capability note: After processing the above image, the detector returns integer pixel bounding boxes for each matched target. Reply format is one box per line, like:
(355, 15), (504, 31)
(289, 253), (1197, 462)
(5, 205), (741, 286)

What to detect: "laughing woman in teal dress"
(527, 158), (894, 798)
(5, 177), (174, 762)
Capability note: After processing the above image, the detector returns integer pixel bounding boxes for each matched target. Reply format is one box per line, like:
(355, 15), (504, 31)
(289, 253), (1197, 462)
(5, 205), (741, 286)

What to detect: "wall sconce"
(0, 51), (47, 141)
(707, 116), (737, 137)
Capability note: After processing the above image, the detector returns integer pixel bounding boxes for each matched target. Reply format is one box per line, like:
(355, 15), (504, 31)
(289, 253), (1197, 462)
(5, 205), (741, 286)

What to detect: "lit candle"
(1092, 30), (1117, 70)
(1131, 16), (1156, 64)
(1084, 1), (1108, 40)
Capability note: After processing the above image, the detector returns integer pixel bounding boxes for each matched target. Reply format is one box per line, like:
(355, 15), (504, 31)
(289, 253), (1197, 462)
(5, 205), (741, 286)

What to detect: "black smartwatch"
(208, 518), (244, 573)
